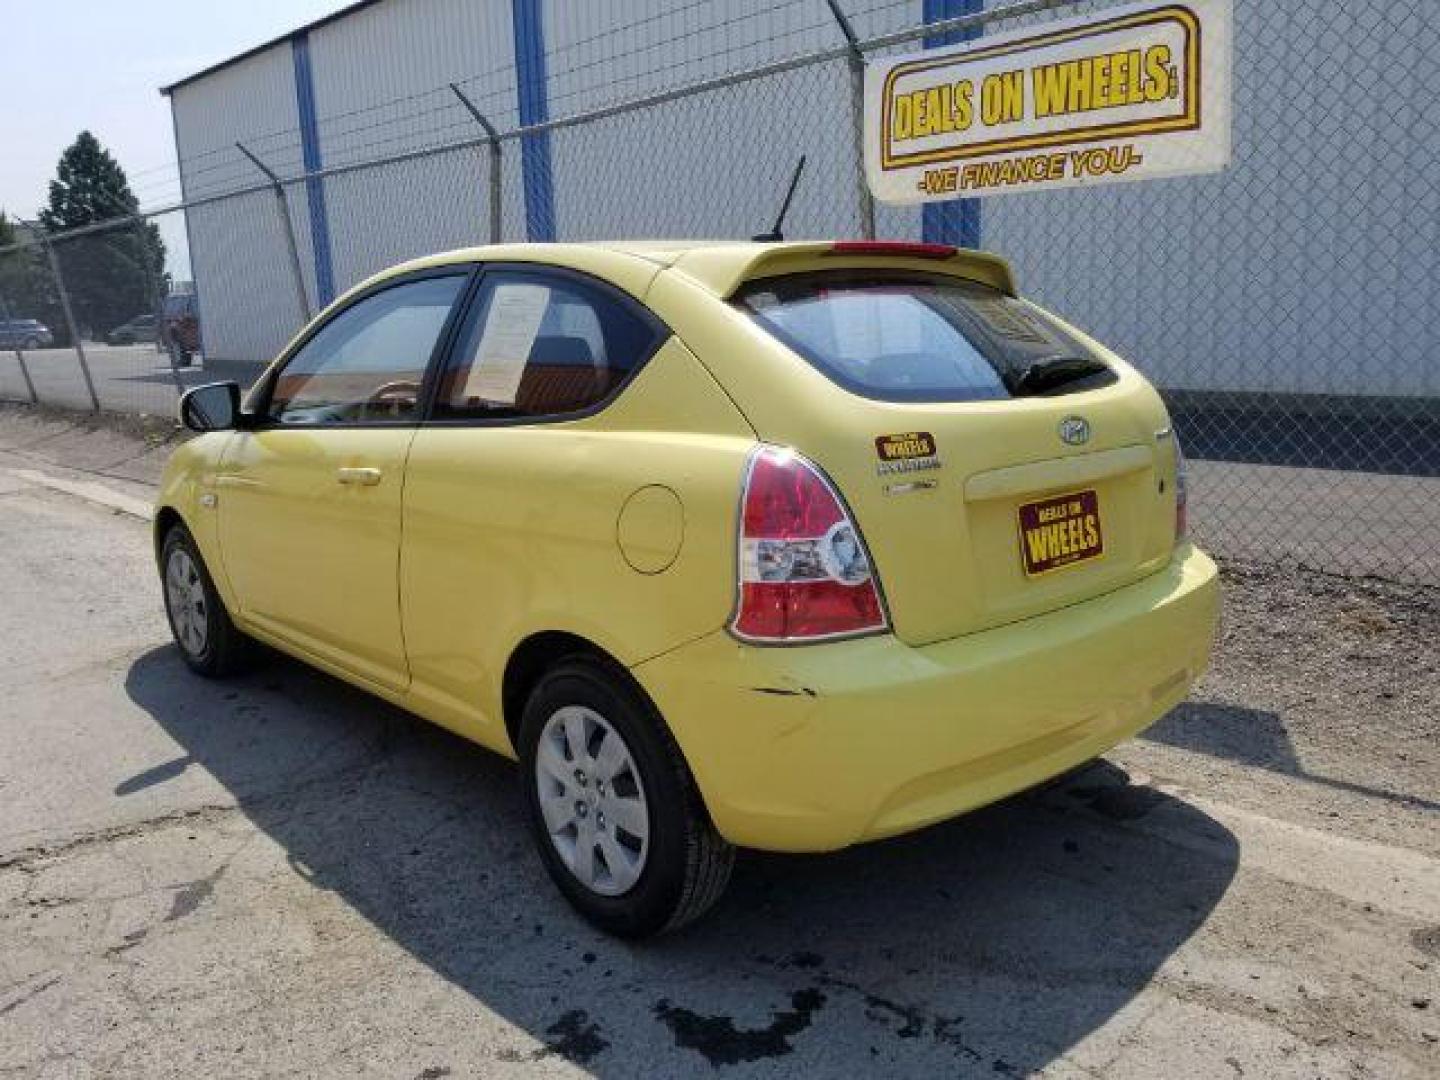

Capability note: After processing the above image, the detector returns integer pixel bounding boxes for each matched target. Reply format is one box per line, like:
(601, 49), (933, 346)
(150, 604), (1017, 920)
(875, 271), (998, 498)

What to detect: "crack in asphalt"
(0, 974), (62, 1018)
(0, 736), (402, 874)
(0, 804), (242, 872)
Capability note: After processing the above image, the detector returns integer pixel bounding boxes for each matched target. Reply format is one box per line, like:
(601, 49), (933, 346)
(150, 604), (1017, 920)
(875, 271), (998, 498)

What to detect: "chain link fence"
(0, 0), (1435, 584)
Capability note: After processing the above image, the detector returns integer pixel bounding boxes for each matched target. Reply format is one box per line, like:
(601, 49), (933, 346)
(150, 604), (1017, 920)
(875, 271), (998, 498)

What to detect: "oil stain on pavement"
(497, 1009), (610, 1066)
(653, 988), (827, 1066)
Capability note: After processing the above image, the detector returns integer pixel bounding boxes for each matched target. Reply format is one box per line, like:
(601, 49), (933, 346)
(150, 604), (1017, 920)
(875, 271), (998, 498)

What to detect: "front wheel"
(519, 657), (734, 938)
(23, 336), (39, 350)
(160, 525), (252, 676)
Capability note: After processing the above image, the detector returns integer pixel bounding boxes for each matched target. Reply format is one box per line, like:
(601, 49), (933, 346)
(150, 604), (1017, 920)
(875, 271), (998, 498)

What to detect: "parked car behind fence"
(105, 313), (159, 346)
(0, 318), (54, 350)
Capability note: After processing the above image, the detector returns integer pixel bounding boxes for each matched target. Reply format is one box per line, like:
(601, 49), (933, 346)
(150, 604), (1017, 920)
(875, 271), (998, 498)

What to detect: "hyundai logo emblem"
(1058, 416), (1091, 445)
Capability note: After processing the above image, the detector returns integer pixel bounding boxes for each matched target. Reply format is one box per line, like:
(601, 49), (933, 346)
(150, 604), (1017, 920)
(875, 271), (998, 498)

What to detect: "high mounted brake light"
(828, 241), (957, 259)
(731, 446), (889, 643)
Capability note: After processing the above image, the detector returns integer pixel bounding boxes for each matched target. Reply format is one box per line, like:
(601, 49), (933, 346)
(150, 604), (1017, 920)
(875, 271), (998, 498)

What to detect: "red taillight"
(827, 241), (957, 260)
(1174, 436), (1189, 542)
(732, 446), (888, 643)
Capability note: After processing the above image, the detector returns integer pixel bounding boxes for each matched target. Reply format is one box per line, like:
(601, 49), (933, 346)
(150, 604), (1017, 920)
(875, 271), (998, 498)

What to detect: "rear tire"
(160, 525), (252, 677)
(518, 656), (734, 938)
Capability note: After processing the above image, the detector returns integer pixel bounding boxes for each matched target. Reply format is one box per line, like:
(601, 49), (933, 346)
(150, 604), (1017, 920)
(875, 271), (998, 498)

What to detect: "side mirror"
(179, 381), (241, 432)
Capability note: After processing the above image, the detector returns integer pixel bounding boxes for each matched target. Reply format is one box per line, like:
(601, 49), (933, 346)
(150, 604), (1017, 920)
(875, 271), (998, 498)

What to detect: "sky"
(0, 0), (351, 276)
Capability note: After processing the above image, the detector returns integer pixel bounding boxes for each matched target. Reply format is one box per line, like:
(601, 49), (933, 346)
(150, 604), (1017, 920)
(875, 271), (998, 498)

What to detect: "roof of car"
(358, 240), (1017, 308)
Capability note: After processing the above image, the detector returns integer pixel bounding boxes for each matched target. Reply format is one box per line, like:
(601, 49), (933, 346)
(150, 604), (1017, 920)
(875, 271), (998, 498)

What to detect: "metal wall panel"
(170, 44), (308, 363)
(977, 0), (1439, 397)
(308, 0), (519, 290)
(540, 0), (905, 242)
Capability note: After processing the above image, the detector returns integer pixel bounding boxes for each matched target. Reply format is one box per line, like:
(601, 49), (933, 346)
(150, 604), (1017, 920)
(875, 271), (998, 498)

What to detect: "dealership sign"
(864, 0), (1232, 202)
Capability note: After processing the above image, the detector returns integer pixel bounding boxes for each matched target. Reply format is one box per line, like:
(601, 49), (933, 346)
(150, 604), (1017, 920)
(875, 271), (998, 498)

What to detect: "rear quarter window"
(735, 269), (1116, 402)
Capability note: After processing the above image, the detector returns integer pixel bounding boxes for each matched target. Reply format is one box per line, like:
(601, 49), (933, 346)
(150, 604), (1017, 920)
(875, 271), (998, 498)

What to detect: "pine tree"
(38, 132), (167, 337)
(0, 211), (64, 343)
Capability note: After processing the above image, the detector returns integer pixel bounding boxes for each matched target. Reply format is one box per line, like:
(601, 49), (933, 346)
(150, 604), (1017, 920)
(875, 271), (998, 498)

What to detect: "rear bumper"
(633, 543), (1219, 852)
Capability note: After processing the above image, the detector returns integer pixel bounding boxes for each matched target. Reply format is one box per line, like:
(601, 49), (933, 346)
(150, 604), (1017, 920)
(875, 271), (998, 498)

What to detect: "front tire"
(519, 657), (734, 938)
(23, 336), (39, 350)
(160, 525), (251, 677)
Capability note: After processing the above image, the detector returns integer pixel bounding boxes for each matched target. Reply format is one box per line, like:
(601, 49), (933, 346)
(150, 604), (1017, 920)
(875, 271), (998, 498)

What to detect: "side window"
(268, 274), (466, 424)
(434, 270), (660, 420)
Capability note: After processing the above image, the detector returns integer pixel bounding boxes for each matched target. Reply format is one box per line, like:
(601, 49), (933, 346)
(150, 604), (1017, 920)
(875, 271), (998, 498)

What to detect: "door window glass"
(269, 275), (465, 423)
(434, 271), (659, 420)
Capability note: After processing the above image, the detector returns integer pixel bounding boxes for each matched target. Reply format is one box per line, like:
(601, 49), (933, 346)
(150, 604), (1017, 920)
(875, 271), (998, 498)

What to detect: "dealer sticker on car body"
(864, 0), (1232, 203)
(876, 431), (941, 475)
(1018, 489), (1104, 575)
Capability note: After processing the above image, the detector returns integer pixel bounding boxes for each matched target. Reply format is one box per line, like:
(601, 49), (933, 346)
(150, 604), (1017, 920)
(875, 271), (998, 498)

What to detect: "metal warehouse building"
(162, 0), (1437, 403)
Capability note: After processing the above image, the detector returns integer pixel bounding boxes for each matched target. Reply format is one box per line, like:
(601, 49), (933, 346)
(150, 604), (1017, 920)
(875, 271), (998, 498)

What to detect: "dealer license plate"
(1018, 489), (1104, 576)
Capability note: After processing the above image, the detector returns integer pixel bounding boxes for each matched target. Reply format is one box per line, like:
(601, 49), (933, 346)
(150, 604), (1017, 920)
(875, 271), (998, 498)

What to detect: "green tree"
(38, 131), (167, 337)
(0, 211), (65, 344)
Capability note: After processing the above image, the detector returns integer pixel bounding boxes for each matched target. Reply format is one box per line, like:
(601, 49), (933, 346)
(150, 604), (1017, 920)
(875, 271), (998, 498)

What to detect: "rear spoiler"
(666, 240), (1018, 298)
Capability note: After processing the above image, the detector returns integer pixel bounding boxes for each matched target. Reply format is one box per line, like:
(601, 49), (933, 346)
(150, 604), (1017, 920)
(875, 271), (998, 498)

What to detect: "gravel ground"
(1114, 561), (1439, 858)
(0, 398), (184, 445)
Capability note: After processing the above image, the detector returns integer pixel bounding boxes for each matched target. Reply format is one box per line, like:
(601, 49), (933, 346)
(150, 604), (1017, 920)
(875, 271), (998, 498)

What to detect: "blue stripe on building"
(922, 0), (982, 248)
(292, 32), (335, 306)
(511, 0), (556, 241)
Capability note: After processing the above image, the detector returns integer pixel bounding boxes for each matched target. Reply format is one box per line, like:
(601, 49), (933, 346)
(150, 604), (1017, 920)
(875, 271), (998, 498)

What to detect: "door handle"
(336, 466), (383, 486)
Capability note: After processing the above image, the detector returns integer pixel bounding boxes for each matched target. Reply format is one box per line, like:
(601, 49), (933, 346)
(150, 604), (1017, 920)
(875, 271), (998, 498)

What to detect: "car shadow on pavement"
(124, 645), (1238, 1076)
(1147, 702), (1439, 814)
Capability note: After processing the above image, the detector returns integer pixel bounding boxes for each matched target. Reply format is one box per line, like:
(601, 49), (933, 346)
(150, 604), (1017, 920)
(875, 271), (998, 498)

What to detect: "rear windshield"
(735, 269), (1116, 402)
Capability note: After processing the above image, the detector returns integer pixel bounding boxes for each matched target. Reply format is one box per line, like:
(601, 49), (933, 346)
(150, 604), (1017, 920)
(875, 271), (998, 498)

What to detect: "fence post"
(41, 236), (101, 412)
(449, 83), (504, 244)
(823, 0), (876, 239)
(235, 141), (313, 323)
(132, 220), (187, 399)
(0, 288), (40, 405)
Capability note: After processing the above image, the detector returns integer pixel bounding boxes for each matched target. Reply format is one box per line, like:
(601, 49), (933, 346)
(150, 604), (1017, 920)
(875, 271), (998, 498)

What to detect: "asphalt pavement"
(0, 410), (1436, 1078)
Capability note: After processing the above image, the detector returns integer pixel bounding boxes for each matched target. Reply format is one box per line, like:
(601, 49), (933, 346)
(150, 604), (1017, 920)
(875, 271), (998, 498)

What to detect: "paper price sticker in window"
(459, 283), (551, 406)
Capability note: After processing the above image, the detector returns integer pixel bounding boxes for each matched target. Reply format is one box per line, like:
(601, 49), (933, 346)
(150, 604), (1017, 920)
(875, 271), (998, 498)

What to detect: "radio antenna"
(752, 155), (807, 242)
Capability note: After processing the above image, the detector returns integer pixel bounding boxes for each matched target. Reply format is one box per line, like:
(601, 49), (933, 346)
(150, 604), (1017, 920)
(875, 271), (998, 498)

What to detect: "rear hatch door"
(724, 258), (1180, 646)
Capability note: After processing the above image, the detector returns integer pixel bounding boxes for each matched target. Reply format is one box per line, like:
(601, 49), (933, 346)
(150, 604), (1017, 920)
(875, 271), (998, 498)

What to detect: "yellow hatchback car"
(157, 240), (1219, 937)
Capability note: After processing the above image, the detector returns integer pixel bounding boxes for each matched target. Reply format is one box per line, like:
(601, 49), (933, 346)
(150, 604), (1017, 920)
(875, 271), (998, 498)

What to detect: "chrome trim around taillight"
(726, 443), (892, 646)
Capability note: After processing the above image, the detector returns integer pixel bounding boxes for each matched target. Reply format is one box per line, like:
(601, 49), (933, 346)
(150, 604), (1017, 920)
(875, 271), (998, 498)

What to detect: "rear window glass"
(735, 270), (1115, 402)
